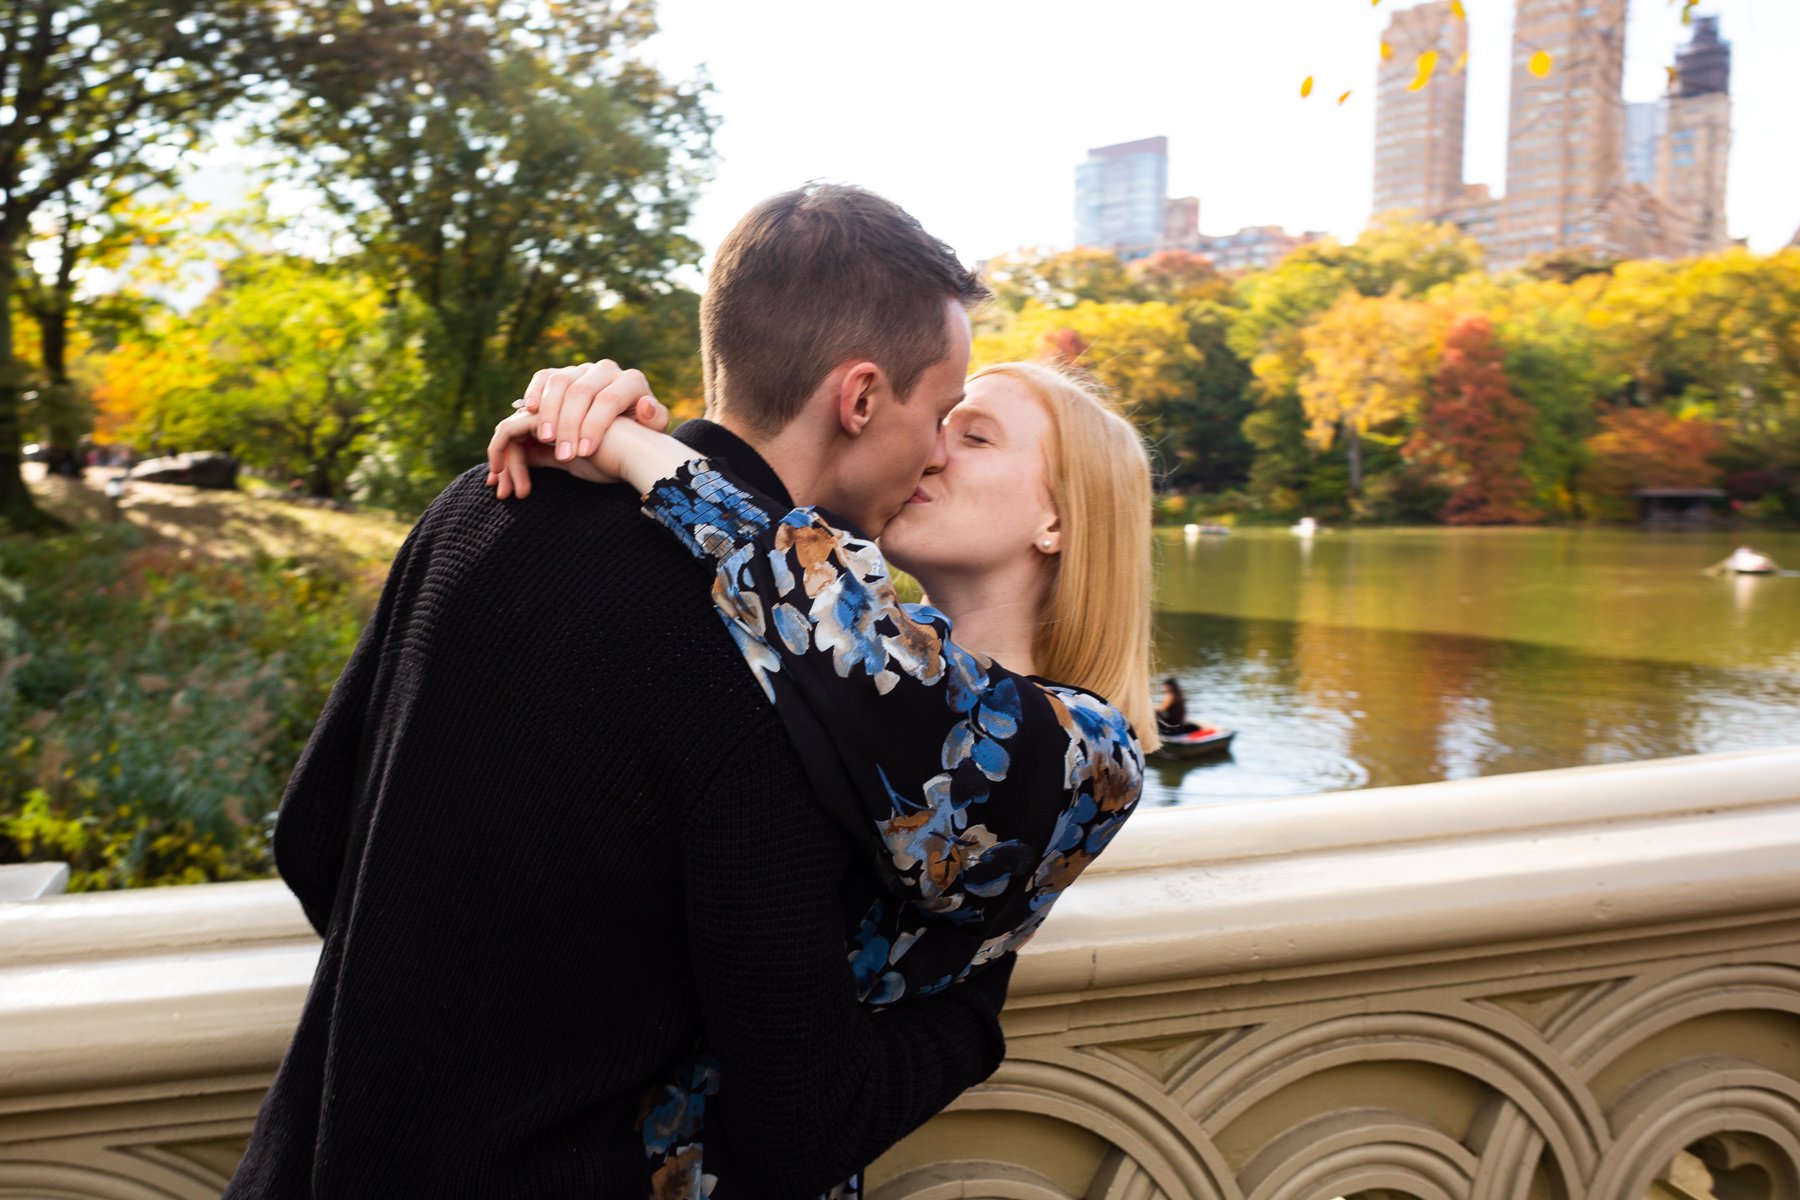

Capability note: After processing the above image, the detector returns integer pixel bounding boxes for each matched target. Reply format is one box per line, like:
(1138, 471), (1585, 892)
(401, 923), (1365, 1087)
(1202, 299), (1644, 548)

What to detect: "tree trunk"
(1346, 422), (1364, 498)
(0, 248), (64, 533)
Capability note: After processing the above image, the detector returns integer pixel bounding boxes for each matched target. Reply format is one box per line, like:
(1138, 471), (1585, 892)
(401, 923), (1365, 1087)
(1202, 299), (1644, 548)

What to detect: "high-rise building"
(1362, 1), (1733, 269)
(1493, 0), (1629, 270)
(1164, 196), (1200, 244)
(1441, 183), (1501, 248)
(1074, 137), (1169, 252)
(1625, 101), (1666, 187)
(1372, 2), (1469, 221)
(1658, 16), (1732, 254)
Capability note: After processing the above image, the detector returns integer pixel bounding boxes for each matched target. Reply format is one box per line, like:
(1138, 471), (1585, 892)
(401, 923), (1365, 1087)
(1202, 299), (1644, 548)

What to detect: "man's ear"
(836, 361), (885, 437)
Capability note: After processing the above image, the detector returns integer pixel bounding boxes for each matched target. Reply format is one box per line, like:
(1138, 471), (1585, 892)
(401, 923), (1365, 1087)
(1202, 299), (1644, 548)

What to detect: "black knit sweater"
(224, 422), (1012, 1200)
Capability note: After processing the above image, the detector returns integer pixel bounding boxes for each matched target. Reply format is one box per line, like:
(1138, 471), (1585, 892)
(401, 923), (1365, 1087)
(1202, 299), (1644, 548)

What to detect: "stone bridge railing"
(4, 746), (1798, 1200)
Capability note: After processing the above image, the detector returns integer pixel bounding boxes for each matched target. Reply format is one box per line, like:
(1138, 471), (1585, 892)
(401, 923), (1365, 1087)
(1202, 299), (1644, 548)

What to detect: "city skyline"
(173, 0), (1800, 280)
(1363, 0), (1736, 269)
(635, 0), (1797, 266)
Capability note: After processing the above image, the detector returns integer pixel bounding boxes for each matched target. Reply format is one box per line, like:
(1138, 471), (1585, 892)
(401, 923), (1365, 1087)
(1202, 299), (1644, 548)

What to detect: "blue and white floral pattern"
(636, 460), (1144, 1200)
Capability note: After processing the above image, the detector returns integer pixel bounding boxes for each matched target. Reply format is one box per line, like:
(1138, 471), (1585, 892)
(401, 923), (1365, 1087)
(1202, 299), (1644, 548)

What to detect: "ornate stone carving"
(3, 747), (1797, 1199)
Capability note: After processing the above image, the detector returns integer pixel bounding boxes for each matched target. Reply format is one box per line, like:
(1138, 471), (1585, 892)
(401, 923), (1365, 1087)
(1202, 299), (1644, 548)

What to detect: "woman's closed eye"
(962, 432), (991, 446)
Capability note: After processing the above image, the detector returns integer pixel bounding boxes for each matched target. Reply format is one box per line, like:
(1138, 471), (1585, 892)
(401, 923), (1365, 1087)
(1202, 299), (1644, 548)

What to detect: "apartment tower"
(1074, 137), (1170, 253)
(1658, 15), (1732, 254)
(1493, 0), (1629, 269)
(1373, 2), (1469, 221)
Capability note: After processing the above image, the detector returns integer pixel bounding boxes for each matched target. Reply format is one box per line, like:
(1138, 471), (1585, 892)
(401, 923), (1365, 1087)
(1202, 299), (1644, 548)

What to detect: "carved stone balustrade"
(3, 746), (1798, 1200)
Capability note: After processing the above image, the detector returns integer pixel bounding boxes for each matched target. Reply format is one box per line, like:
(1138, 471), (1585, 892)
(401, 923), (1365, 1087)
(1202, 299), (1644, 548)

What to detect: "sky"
(634, 0), (1800, 265)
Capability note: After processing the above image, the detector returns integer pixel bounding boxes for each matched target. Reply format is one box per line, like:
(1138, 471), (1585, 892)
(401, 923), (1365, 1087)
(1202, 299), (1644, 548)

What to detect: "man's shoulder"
(408, 464), (773, 676)
(409, 465), (680, 568)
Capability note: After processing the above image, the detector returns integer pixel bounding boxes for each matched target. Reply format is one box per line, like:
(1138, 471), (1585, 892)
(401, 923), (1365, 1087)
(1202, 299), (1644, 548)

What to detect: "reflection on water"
(1147, 527), (1800, 806)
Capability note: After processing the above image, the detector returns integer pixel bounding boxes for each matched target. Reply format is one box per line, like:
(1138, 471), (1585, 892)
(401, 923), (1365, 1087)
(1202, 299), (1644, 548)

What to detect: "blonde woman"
(489, 360), (1157, 1198)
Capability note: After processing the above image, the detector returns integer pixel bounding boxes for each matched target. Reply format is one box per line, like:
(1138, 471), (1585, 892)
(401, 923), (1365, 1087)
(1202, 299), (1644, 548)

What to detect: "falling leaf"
(1665, 64), (1679, 88)
(1450, 0), (1466, 17)
(1408, 49), (1439, 91)
(1339, 90), (1353, 104)
(1457, 50), (1470, 72)
(1380, 40), (1394, 61)
(1528, 49), (1553, 77)
(1301, 75), (1315, 97)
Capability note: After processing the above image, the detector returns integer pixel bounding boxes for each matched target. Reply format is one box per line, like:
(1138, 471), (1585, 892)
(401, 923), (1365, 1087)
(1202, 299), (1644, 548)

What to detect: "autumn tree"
(1287, 215), (1482, 299)
(97, 257), (424, 498)
(0, 1), (283, 530)
(1651, 249), (1800, 437)
(1228, 257), (1353, 513)
(1130, 249), (1228, 307)
(979, 247), (1141, 317)
(1298, 292), (1441, 499)
(1404, 315), (1539, 524)
(271, 0), (715, 477)
(1580, 408), (1723, 518)
(972, 300), (1199, 419)
(1437, 271), (1624, 516)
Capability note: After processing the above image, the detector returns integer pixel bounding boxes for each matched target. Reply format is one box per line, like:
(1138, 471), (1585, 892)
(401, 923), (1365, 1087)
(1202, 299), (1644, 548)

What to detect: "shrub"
(0, 523), (377, 889)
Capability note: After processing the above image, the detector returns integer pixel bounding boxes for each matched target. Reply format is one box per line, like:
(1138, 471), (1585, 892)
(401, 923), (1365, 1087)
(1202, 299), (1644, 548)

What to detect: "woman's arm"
(633, 454), (1144, 996)
(493, 386), (1143, 995)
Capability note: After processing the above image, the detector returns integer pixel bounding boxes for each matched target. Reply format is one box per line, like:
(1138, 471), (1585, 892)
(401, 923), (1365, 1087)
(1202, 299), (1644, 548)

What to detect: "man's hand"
(484, 361), (667, 499)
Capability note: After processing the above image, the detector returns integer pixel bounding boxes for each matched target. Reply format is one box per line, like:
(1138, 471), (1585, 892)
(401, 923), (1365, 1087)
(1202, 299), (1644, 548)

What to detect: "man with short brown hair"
(229, 184), (1002, 1198)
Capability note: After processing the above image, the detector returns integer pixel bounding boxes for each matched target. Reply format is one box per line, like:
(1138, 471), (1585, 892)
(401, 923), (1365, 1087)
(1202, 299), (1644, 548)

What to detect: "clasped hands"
(483, 360), (667, 500)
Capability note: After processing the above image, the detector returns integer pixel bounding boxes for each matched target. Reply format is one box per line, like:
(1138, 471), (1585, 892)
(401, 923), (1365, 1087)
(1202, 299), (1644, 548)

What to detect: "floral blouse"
(634, 459), (1145, 1200)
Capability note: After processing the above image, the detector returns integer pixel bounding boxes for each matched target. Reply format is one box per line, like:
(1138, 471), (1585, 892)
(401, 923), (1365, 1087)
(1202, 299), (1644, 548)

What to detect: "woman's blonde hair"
(968, 361), (1160, 752)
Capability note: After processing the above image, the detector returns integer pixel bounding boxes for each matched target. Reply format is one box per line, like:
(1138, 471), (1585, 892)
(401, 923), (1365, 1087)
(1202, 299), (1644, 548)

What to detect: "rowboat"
(1724, 547), (1777, 575)
(1150, 723), (1236, 762)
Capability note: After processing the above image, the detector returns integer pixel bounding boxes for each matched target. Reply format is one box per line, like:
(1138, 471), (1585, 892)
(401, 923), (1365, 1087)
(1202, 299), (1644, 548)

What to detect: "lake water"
(1146, 526), (1800, 807)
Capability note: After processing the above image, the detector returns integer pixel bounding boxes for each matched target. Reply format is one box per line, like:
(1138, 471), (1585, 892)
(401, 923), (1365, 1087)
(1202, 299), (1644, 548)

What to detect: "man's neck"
(715, 412), (833, 511)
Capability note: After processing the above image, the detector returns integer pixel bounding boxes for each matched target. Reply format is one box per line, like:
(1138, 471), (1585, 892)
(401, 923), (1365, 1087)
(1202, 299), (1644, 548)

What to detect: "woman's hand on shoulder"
(485, 360), (668, 499)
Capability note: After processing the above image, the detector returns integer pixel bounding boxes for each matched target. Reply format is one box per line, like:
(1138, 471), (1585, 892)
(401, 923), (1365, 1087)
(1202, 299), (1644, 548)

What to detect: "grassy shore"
(1, 468), (408, 890)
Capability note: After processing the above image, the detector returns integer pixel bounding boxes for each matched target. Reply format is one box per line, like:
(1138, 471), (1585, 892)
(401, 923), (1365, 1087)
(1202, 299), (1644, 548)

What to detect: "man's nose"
(922, 425), (949, 475)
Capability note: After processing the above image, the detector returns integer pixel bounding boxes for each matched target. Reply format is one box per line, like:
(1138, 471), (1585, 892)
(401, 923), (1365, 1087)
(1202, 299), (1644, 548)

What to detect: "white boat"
(1290, 516), (1320, 538)
(1724, 547), (1777, 575)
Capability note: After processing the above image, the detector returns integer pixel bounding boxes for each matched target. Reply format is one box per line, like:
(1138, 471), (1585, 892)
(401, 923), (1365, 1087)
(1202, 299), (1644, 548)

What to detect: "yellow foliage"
(1301, 75), (1314, 98)
(1528, 50), (1553, 78)
(1409, 50), (1439, 92)
(1298, 293), (1445, 449)
(971, 300), (1199, 418)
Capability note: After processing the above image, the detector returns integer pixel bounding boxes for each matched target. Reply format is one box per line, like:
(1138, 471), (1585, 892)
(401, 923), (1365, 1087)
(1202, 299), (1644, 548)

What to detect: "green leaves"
(99, 255), (427, 499)
(0, 1), (287, 529)
(270, 0), (716, 475)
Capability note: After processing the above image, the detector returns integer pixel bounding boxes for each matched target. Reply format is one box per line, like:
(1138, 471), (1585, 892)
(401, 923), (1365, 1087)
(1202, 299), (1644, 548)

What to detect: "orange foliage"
(1581, 407), (1723, 497)
(1405, 315), (1540, 524)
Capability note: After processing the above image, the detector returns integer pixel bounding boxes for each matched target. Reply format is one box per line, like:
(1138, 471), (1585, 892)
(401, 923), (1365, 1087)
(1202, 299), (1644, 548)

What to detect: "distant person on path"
(229, 185), (1152, 1200)
(487, 355), (1158, 1195)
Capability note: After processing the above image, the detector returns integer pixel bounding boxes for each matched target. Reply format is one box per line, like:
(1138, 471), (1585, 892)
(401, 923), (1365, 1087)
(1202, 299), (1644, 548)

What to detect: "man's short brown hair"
(701, 184), (989, 437)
